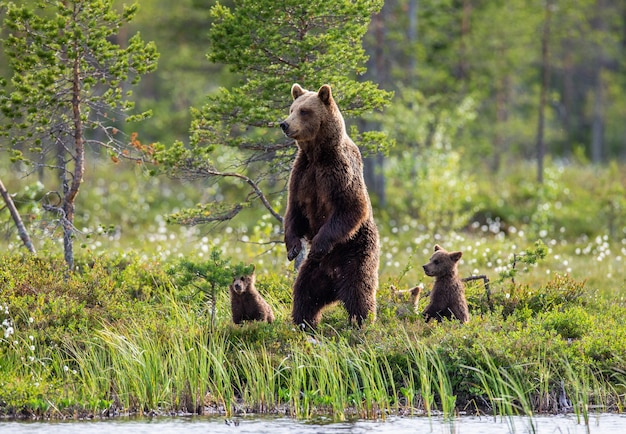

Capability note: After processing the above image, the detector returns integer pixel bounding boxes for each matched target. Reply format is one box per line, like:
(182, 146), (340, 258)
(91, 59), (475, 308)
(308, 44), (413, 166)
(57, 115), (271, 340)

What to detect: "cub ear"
(450, 251), (463, 263)
(434, 244), (443, 252)
(291, 83), (306, 100)
(318, 84), (332, 105)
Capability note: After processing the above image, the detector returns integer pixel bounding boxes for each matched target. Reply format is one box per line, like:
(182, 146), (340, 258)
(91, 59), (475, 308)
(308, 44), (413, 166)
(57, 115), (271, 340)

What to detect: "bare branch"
(202, 169), (283, 224)
(0, 179), (37, 254)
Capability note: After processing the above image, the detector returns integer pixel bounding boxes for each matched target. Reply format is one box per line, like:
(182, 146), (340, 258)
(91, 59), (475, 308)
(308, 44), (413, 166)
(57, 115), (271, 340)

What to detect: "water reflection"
(2, 414), (625, 434)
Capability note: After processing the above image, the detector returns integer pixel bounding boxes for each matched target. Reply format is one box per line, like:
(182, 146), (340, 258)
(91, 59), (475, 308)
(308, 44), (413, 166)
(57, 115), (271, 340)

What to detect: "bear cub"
(422, 245), (469, 323)
(389, 284), (423, 317)
(229, 266), (275, 324)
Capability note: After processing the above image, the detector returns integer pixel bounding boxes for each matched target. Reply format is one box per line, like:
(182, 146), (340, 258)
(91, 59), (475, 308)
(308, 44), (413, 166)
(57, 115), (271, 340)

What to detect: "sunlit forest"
(1, 0), (625, 255)
(2, 0), (626, 248)
(1, 0), (626, 421)
(135, 0), (626, 166)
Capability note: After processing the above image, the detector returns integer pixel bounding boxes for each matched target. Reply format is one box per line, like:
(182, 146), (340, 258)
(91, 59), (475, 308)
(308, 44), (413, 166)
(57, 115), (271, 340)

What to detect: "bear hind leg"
(340, 284), (376, 327)
(291, 261), (334, 329)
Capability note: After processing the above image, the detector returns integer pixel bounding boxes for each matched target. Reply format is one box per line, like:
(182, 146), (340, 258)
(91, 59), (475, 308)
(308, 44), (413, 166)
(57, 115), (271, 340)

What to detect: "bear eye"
(433, 259), (440, 265)
(299, 108), (310, 116)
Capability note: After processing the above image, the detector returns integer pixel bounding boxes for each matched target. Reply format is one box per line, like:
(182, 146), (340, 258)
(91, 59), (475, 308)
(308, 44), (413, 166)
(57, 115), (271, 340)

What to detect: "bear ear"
(318, 84), (332, 105)
(450, 251), (463, 262)
(291, 83), (305, 100)
(434, 244), (443, 252)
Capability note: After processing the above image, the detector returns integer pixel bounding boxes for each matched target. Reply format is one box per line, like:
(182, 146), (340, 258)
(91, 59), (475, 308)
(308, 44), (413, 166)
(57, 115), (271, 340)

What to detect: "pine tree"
(0, 0), (158, 270)
(152, 0), (392, 226)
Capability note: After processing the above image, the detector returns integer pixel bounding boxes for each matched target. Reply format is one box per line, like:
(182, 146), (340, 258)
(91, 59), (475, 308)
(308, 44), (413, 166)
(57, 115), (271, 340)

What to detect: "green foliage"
(542, 306), (593, 340)
(491, 273), (588, 320)
(497, 240), (548, 284)
(472, 163), (626, 243)
(152, 0), (393, 226)
(1, 248), (625, 419)
(384, 148), (477, 231)
(167, 248), (252, 327)
(0, 0), (158, 269)
(0, 253), (170, 344)
(595, 162), (626, 238)
(0, 0), (158, 151)
(1, 0), (626, 421)
(375, 87), (478, 230)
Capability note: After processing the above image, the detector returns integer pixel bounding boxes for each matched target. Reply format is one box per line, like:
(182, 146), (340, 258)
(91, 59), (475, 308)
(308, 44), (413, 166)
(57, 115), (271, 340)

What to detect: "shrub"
(541, 306), (593, 340)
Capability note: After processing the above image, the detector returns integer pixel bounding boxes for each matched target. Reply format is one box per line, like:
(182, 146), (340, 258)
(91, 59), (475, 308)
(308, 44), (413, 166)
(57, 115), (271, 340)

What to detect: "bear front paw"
(286, 239), (302, 261)
(287, 246), (302, 261)
(308, 242), (328, 261)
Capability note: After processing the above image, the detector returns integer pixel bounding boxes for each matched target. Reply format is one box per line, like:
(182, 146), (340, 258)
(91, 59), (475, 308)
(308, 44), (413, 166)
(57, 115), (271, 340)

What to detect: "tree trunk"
(61, 34), (86, 271)
(0, 179), (37, 254)
(408, 0), (418, 81)
(536, 1), (552, 184)
(590, 0), (607, 164)
(362, 3), (389, 207)
(493, 74), (510, 172)
(591, 71), (605, 163)
(562, 40), (574, 155)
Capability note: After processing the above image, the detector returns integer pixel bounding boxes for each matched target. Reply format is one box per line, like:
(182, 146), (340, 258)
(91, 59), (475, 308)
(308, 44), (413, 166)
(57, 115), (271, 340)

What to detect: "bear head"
(279, 83), (344, 143)
(230, 266), (256, 295)
(422, 245), (463, 278)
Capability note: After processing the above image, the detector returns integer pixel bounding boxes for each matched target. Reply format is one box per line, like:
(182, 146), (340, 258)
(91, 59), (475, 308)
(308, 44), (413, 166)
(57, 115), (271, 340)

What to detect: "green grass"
(1, 160), (626, 422)
(2, 258), (625, 421)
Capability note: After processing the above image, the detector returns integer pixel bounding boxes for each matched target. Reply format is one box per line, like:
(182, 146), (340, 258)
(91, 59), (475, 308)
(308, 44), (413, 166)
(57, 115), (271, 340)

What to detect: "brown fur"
(422, 245), (469, 323)
(229, 266), (274, 324)
(280, 84), (380, 328)
(390, 284), (423, 316)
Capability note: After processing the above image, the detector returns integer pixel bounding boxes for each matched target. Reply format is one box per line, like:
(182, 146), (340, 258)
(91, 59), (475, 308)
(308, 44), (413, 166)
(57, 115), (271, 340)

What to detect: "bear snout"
(279, 121), (289, 133)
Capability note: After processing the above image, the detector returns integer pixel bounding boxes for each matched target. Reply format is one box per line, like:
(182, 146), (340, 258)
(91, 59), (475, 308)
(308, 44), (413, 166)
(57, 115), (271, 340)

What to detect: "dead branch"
(462, 274), (491, 308)
(199, 168), (283, 224)
(0, 178), (37, 254)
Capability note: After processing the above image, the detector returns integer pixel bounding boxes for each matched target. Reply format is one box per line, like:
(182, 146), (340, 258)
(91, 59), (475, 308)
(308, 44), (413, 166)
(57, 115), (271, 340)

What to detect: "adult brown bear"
(280, 84), (380, 328)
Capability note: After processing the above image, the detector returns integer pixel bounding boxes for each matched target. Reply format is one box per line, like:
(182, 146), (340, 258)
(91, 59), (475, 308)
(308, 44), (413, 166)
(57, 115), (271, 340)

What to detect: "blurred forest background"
(110, 0), (625, 166)
(126, 0), (625, 168)
(0, 0), (625, 263)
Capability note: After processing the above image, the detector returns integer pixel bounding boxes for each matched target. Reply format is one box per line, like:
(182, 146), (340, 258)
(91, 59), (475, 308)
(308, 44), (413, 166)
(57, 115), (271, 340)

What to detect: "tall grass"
(2, 251), (625, 422)
(63, 318), (403, 420)
(463, 346), (536, 433)
(65, 294), (238, 416)
(12, 299), (616, 422)
(232, 342), (281, 413)
(403, 333), (456, 418)
(561, 359), (616, 430)
(7, 313), (626, 423)
(281, 334), (396, 420)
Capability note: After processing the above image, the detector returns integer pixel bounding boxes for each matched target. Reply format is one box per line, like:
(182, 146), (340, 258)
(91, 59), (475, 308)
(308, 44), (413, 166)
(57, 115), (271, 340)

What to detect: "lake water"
(2, 414), (626, 434)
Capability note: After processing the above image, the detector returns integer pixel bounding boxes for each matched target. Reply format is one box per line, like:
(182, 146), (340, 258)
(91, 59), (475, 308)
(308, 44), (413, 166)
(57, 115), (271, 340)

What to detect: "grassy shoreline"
(1, 161), (625, 422)
(1, 251), (624, 422)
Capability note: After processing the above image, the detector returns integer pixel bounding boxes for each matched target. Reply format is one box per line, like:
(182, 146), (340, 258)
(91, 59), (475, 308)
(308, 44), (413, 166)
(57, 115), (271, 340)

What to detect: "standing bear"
(422, 245), (470, 323)
(280, 83), (380, 328)
(229, 265), (275, 324)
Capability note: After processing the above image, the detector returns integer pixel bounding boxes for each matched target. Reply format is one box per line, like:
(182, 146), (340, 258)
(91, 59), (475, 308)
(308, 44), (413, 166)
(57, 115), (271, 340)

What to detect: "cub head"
(279, 83), (342, 142)
(422, 245), (462, 278)
(230, 265), (256, 295)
